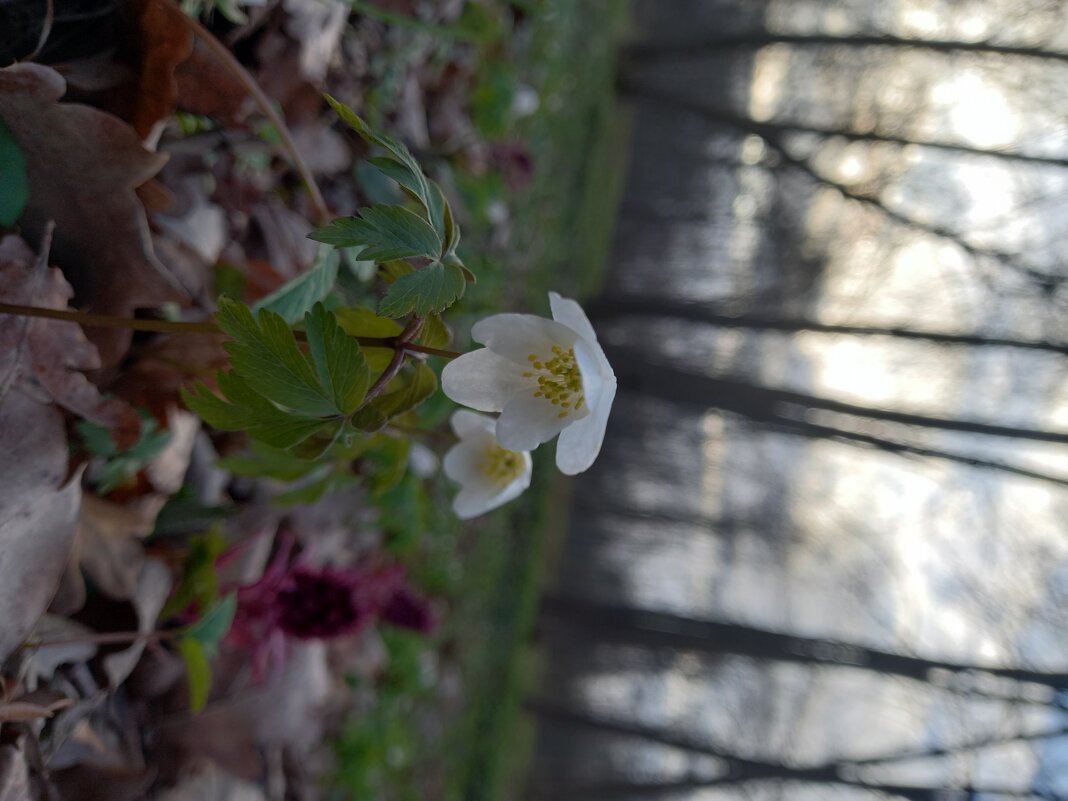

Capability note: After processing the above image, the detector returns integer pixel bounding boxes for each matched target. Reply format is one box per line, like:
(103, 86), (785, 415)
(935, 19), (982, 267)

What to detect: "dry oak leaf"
(93, 0), (196, 140)
(102, 559), (172, 687)
(0, 63), (187, 368)
(0, 387), (81, 663)
(0, 235), (141, 448)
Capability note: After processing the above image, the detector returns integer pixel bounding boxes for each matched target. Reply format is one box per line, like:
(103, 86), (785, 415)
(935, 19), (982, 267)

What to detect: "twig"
(24, 0), (55, 62)
(0, 301), (221, 335)
(175, 4), (331, 224)
(20, 629), (178, 650)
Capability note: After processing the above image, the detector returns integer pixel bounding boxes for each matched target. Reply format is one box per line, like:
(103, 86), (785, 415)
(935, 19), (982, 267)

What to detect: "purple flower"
(380, 585), (437, 634)
(225, 541), (435, 680)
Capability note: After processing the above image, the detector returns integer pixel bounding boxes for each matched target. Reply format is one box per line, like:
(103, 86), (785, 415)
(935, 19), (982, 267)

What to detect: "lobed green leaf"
(252, 245), (339, 323)
(335, 307), (404, 339)
(181, 372), (328, 449)
(378, 261), (466, 318)
(218, 441), (322, 481)
(344, 205), (442, 262)
(216, 299), (338, 416)
(325, 95), (432, 210)
(351, 362), (438, 432)
(304, 303), (370, 415)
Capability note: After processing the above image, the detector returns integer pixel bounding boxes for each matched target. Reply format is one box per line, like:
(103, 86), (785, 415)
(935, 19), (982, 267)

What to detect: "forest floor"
(0, 1), (629, 800)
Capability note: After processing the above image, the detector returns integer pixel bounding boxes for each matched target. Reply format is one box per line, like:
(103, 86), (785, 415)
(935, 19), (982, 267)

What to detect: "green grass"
(332, 2), (632, 799)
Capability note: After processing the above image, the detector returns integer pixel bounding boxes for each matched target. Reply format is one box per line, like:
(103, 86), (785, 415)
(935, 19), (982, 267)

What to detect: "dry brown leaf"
(52, 763), (156, 801)
(0, 63), (187, 367)
(61, 0), (195, 141)
(24, 616), (98, 683)
(102, 559), (172, 687)
(145, 407), (200, 495)
(111, 332), (229, 421)
(100, 0), (196, 140)
(0, 703), (57, 724)
(76, 494), (165, 603)
(0, 235), (141, 448)
(0, 386), (81, 662)
(0, 691), (72, 724)
(160, 642), (332, 779)
(174, 38), (251, 125)
(0, 740), (29, 801)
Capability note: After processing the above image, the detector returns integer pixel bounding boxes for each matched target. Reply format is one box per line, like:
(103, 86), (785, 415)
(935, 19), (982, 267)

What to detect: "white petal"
(450, 409), (496, 439)
(453, 484), (506, 519)
(408, 442), (440, 478)
(495, 391), (573, 451)
(568, 309), (614, 381)
(451, 456), (532, 520)
(555, 375), (616, 475)
(442, 348), (532, 412)
(493, 454), (533, 504)
(573, 338), (606, 413)
(443, 439), (490, 484)
(472, 313), (578, 364)
(549, 292), (599, 346)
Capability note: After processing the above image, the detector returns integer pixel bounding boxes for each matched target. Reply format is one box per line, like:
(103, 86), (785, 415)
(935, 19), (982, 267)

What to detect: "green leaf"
(185, 593), (237, 653)
(431, 182), (460, 257)
(163, 530), (225, 619)
(252, 245), (339, 324)
(331, 307), (401, 380)
(152, 491), (235, 539)
(181, 372), (328, 449)
(365, 436), (411, 495)
(308, 218), (363, 247)
(0, 118), (28, 227)
(325, 96), (432, 210)
(179, 637), (212, 713)
(78, 415), (173, 494)
(304, 303), (369, 415)
(417, 314), (452, 349)
(312, 205), (441, 262)
(274, 469), (357, 506)
(378, 261), (466, 318)
(378, 260), (415, 284)
(218, 441), (321, 481)
(215, 299), (337, 416)
(335, 307), (404, 339)
(76, 419), (119, 458)
(289, 418), (346, 460)
(369, 157), (425, 202)
(351, 363), (438, 432)
(323, 97), (465, 257)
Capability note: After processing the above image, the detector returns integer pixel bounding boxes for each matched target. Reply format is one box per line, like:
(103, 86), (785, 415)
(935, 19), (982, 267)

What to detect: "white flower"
(442, 292), (616, 475)
(443, 411), (532, 519)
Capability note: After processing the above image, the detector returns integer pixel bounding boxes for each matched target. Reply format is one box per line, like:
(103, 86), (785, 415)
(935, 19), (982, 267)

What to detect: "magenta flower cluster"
(226, 540), (435, 679)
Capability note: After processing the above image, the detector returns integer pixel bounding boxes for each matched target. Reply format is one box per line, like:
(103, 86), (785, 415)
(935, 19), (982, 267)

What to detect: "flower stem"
(404, 342), (462, 359)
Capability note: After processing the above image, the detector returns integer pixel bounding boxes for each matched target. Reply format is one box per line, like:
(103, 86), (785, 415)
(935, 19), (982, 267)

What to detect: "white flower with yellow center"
(443, 411), (533, 519)
(442, 292), (616, 475)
